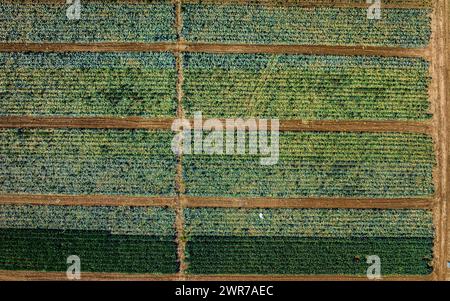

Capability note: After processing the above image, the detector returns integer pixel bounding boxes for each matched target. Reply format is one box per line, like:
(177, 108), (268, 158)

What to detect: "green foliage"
(184, 208), (434, 275)
(186, 237), (433, 275)
(0, 205), (176, 236)
(183, 53), (431, 120)
(0, 228), (178, 273)
(0, 129), (176, 196)
(0, 0), (176, 42)
(184, 208), (433, 238)
(182, 5), (431, 47)
(0, 52), (177, 117)
(183, 132), (435, 198)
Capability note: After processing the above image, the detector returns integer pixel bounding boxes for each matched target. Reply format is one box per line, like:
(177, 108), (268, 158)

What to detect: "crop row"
(0, 52), (177, 117)
(185, 236), (433, 275)
(181, 0), (432, 6)
(0, 204), (177, 273)
(183, 132), (435, 198)
(0, 228), (178, 273)
(0, 0), (176, 42)
(183, 208), (433, 238)
(0, 52), (431, 120)
(0, 129), (176, 196)
(184, 207), (433, 275)
(0, 205), (176, 236)
(183, 53), (431, 120)
(0, 129), (434, 198)
(0, 2), (431, 47)
(182, 5), (431, 47)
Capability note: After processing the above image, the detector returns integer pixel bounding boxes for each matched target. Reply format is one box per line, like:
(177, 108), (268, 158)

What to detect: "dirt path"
(0, 116), (432, 134)
(0, 42), (430, 59)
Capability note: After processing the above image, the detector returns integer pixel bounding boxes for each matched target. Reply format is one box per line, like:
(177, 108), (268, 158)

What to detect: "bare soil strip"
(185, 43), (431, 58)
(0, 116), (175, 130)
(174, 0), (188, 278)
(185, 274), (433, 281)
(0, 117), (432, 134)
(184, 196), (434, 209)
(0, 194), (176, 207)
(0, 194), (434, 209)
(278, 120), (431, 134)
(430, 0), (449, 280)
(0, 270), (182, 281)
(0, 42), (430, 59)
(0, 270), (433, 281)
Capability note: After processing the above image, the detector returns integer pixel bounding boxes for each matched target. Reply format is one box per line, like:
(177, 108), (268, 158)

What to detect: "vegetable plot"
(183, 53), (431, 120)
(184, 208), (434, 275)
(0, 52), (177, 117)
(0, 129), (177, 196)
(0, 205), (178, 273)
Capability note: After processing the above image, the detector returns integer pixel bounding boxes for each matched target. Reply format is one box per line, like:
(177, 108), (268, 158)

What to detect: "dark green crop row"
(185, 237), (433, 275)
(0, 228), (178, 273)
(183, 53), (431, 121)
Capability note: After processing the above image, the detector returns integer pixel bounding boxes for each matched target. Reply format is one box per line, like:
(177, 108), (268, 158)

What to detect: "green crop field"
(183, 132), (435, 198)
(0, 129), (177, 196)
(0, 205), (178, 273)
(0, 52), (177, 117)
(183, 53), (431, 120)
(0, 0), (176, 43)
(182, 2), (431, 47)
(0, 0), (441, 280)
(184, 208), (434, 275)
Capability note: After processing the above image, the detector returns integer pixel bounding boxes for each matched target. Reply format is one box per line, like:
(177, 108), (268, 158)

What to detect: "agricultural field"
(0, 0), (447, 281)
(0, 52), (177, 117)
(182, 1), (432, 47)
(0, 129), (177, 196)
(184, 208), (434, 275)
(0, 205), (178, 273)
(183, 53), (431, 120)
(0, 0), (176, 42)
(183, 132), (435, 198)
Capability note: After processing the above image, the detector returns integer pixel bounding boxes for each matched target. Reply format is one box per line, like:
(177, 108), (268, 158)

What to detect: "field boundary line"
(0, 194), (434, 209)
(0, 270), (433, 281)
(0, 194), (176, 207)
(184, 196), (435, 209)
(0, 0), (431, 9)
(0, 42), (431, 58)
(0, 117), (433, 134)
(174, 0), (188, 278)
(184, 43), (431, 58)
(430, 0), (449, 280)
